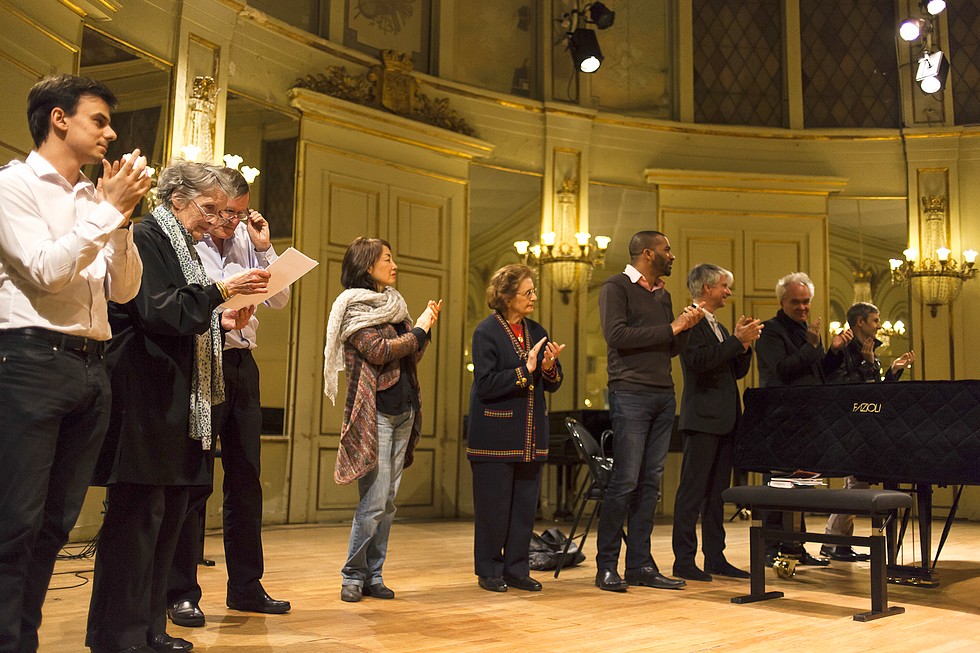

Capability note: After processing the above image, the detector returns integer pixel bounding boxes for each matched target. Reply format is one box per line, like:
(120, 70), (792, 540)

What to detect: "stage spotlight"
(899, 18), (925, 41)
(922, 0), (946, 15)
(916, 50), (949, 94)
(568, 28), (603, 73)
(588, 2), (616, 30)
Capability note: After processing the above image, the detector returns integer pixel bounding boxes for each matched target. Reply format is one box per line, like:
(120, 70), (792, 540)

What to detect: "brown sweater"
(599, 272), (688, 393)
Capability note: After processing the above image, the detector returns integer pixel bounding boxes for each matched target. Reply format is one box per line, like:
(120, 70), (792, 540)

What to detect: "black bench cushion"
(722, 487), (912, 514)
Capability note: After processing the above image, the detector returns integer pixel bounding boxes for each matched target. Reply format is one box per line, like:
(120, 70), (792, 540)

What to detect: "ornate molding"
(293, 50), (477, 138)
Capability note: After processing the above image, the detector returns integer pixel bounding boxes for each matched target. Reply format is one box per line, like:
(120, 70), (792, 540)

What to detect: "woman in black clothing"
(86, 160), (269, 653)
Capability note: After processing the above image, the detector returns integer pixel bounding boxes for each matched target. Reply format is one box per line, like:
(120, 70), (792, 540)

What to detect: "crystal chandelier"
(514, 178), (610, 303)
(890, 196), (977, 317)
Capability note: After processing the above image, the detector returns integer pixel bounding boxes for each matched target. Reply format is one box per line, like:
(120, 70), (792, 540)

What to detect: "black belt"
(0, 327), (107, 356)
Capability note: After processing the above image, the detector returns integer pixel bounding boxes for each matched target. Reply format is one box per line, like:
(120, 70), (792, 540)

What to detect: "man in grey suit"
(672, 264), (762, 581)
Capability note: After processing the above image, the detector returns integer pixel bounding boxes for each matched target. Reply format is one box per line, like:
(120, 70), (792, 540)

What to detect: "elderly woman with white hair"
(86, 160), (270, 653)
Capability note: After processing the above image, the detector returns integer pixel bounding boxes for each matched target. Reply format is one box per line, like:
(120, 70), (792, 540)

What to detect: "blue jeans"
(341, 409), (413, 588)
(595, 390), (676, 571)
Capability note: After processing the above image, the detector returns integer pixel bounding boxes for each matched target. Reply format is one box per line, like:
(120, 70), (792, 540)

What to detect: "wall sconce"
(890, 195), (977, 317)
(514, 178), (609, 304)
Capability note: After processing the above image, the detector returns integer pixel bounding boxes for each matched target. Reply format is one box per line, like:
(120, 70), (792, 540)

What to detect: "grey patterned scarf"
(322, 286), (410, 404)
(153, 204), (224, 449)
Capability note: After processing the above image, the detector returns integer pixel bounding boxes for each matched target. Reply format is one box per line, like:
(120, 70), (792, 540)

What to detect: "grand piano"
(735, 380), (980, 586)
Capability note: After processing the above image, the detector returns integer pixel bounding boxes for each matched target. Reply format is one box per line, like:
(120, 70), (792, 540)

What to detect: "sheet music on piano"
(768, 470), (826, 488)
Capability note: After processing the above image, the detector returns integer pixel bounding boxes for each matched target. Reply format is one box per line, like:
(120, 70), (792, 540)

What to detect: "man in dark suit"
(672, 264), (760, 581)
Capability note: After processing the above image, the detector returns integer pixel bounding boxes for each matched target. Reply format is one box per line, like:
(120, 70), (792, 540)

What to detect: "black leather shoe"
(226, 589), (291, 614)
(478, 576), (508, 592)
(624, 566), (686, 589)
(148, 633), (193, 652)
(503, 575), (542, 591)
(595, 568), (628, 592)
(673, 564), (712, 582)
(363, 582), (395, 599)
(704, 559), (751, 579)
(167, 600), (205, 627)
(820, 545), (871, 562)
(798, 550), (831, 566)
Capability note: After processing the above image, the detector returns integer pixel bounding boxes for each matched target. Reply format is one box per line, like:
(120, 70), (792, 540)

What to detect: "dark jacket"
(678, 317), (753, 435)
(756, 310), (841, 387)
(467, 313), (563, 462)
(92, 215), (221, 486)
(826, 336), (903, 384)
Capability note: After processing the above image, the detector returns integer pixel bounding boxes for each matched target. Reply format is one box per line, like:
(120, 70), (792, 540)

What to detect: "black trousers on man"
(168, 348), (266, 604)
(0, 334), (109, 653)
(671, 430), (734, 568)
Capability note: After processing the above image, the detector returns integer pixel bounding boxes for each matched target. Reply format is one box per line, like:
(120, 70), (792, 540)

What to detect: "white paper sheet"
(220, 247), (319, 310)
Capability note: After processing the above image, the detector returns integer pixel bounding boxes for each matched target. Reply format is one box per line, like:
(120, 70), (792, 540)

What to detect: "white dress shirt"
(703, 308), (725, 342)
(0, 151), (142, 340)
(195, 222), (289, 350)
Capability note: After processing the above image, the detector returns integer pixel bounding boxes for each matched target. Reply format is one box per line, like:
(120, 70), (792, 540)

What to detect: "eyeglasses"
(191, 200), (235, 226)
(218, 208), (250, 222)
(522, 287), (537, 298)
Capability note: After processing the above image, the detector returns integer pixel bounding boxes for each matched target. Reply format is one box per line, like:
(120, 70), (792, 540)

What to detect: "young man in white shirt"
(0, 74), (149, 653)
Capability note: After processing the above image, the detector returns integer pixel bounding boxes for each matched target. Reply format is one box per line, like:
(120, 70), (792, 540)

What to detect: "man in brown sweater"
(594, 230), (703, 592)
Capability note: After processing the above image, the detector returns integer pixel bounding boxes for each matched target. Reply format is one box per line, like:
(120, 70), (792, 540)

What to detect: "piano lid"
(735, 380), (980, 486)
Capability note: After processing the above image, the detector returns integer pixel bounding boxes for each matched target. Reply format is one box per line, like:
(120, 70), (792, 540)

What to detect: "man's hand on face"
(245, 209), (271, 252)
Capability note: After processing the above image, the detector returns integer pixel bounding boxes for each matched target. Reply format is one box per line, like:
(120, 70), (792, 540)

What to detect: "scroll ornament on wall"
(293, 50), (477, 137)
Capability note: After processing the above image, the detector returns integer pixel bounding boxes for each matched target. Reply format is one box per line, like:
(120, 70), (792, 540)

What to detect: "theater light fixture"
(916, 50), (949, 94)
(899, 0), (948, 95)
(559, 2), (615, 74)
(588, 2), (616, 30)
(899, 18), (925, 42)
(568, 28), (603, 73)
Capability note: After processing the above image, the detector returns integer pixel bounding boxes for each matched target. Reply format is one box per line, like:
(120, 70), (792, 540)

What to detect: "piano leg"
(886, 483), (940, 587)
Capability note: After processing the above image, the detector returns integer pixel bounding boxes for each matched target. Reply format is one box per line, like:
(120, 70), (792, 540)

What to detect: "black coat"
(678, 318), (752, 435)
(92, 215), (223, 486)
(467, 313), (563, 462)
(756, 310), (841, 387)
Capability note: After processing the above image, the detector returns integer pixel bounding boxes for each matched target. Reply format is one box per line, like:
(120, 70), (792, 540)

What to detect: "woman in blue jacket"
(467, 264), (565, 592)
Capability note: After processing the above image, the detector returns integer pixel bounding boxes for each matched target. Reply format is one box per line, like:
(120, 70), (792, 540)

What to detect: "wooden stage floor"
(41, 518), (980, 652)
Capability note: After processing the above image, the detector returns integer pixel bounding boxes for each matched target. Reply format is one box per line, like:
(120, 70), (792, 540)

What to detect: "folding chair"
(554, 417), (612, 578)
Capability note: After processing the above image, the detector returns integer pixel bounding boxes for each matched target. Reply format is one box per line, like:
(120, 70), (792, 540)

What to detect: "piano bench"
(721, 486), (913, 622)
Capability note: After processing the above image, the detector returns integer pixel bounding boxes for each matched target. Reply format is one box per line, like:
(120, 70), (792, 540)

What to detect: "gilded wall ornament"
(293, 50), (477, 137)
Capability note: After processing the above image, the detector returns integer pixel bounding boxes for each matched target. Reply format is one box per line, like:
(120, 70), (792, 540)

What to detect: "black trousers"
(0, 336), (109, 653)
(86, 484), (190, 651)
(169, 348), (265, 604)
(471, 461), (542, 579)
(671, 430), (734, 568)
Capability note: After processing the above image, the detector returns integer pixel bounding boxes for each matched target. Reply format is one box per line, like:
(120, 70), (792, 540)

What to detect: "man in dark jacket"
(672, 264), (760, 581)
(754, 272), (850, 566)
(594, 231), (703, 593)
(820, 301), (914, 561)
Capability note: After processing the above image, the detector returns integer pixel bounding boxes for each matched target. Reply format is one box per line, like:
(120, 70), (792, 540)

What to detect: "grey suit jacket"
(678, 317), (753, 435)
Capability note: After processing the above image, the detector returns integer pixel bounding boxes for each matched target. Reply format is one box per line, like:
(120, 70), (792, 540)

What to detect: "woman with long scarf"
(86, 160), (270, 653)
(323, 237), (440, 603)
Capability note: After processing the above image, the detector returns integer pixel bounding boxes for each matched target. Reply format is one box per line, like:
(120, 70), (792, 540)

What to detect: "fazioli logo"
(852, 402), (882, 413)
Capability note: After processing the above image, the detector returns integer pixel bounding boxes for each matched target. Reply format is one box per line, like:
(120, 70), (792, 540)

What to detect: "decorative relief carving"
(293, 50), (477, 137)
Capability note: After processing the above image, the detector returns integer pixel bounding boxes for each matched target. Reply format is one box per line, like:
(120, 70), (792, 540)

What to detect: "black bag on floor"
(528, 527), (586, 571)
